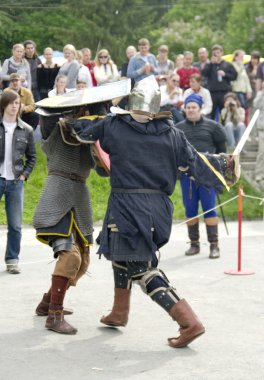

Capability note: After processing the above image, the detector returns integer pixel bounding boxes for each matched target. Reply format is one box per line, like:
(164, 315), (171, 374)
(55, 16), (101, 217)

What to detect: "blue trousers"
(180, 175), (217, 218)
(0, 178), (24, 264)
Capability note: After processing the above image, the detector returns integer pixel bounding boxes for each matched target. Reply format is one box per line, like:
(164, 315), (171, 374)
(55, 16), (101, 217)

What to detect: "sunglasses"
(99, 56), (108, 59)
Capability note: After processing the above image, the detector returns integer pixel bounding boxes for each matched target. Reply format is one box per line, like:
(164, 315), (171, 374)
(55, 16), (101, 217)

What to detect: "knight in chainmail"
(33, 102), (107, 335)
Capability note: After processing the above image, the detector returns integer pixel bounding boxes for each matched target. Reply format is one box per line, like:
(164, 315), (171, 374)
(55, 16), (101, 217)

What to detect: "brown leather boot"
(209, 243), (220, 259)
(100, 288), (131, 327)
(185, 222), (200, 256)
(35, 293), (74, 316)
(206, 223), (220, 259)
(45, 305), (77, 335)
(168, 299), (205, 348)
(185, 243), (200, 256)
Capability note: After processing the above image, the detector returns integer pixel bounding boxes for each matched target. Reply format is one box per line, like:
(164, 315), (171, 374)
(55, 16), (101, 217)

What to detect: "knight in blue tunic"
(64, 76), (239, 348)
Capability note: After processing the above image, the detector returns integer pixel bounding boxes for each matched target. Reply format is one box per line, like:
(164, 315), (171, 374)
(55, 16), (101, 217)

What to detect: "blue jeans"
(0, 178), (24, 264)
(225, 122), (246, 149)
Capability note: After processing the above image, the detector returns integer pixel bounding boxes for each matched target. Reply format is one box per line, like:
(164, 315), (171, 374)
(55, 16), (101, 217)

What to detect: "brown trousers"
(53, 244), (90, 287)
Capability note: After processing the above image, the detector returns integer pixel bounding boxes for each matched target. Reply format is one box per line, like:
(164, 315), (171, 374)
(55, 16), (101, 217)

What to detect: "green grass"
(0, 143), (263, 225)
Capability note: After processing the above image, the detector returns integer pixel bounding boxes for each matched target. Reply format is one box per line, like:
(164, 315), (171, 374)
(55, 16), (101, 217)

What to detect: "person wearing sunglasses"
(94, 49), (119, 85)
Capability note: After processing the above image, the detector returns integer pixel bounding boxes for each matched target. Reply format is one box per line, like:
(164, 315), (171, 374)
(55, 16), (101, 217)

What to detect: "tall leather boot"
(100, 288), (131, 327)
(185, 221), (200, 256)
(206, 219), (220, 259)
(35, 290), (73, 316)
(45, 275), (77, 334)
(168, 299), (205, 348)
(45, 305), (77, 335)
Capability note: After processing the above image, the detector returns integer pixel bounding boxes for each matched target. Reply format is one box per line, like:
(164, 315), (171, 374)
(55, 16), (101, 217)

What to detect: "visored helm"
(128, 75), (161, 114)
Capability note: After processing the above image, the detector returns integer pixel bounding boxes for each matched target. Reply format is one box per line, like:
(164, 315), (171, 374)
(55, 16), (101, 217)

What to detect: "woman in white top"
(94, 49), (119, 85)
(160, 73), (183, 107)
(48, 75), (71, 97)
(1, 43), (31, 89)
(76, 50), (93, 88)
(183, 73), (213, 117)
(57, 44), (80, 90)
(160, 73), (184, 123)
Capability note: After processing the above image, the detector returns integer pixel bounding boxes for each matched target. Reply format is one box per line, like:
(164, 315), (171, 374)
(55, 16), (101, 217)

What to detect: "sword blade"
(232, 109), (259, 155)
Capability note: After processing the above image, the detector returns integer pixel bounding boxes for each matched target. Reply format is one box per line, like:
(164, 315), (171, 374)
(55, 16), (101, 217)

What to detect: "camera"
(229, 102), (236, 109)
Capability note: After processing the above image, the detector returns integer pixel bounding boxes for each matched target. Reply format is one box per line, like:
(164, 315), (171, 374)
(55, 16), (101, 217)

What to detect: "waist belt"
(111, 188), (167, 195)
(107, 223), (155, 232)
(49, 170), (86, 183)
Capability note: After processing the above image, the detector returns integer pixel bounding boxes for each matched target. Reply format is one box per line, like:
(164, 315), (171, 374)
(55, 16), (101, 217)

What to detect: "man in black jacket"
(202, 45), (237, 120)
(176, 93), (227, 259)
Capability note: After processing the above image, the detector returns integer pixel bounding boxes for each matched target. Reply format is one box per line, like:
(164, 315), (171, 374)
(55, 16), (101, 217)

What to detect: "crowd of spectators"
(0, 39), (262, 122)
(0, 37), (263, 181)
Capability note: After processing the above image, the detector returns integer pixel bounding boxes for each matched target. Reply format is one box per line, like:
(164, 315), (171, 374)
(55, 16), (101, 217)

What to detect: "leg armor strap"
(134, 267), (181, 313)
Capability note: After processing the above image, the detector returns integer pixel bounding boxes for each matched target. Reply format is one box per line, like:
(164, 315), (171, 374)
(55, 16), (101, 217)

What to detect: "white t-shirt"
(0, 121), (17, 180)
(78, 65), (93, 88)
(48, 88), (73, 97)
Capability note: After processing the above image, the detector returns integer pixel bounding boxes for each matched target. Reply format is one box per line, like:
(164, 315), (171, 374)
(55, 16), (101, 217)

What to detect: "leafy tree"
(163, 0), (234, 33)
(150, 20), (225, 60)
(0, 0), (164, 65)
(150, 0), (234, 60)
(0, 9), (18, 59)
(224, 0), (264, 54)
(1, 0), (263, 66)
(59, 0), (163, 65)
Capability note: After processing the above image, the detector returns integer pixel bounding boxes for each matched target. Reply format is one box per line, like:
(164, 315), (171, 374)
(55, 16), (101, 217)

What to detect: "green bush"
(0, 143), (263, 225)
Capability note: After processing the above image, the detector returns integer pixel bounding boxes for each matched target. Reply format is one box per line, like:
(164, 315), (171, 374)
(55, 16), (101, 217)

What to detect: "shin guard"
(113, 261), (132, 289)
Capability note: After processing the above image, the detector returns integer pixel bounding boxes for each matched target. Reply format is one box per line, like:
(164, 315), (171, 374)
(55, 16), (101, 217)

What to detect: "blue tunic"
(73, 115), (225, 261)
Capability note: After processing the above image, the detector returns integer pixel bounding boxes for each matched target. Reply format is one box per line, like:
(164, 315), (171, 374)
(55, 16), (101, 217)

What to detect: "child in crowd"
(48, 75), (70, 97)
(76, 80), (88, 90)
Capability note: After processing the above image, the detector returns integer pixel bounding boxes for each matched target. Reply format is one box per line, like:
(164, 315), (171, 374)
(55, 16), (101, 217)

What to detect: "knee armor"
(132, 267), (181, 313)
(49, 235), (74, 257)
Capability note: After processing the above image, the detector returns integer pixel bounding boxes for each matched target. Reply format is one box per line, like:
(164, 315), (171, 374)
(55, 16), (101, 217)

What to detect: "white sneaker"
(6, 264), (21, 274)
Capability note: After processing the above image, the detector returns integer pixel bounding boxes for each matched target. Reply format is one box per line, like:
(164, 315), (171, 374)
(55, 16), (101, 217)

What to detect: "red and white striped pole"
(225, 187), (255, 275)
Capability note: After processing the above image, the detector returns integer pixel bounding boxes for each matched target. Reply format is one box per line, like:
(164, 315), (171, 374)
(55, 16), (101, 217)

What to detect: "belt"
(107, 223), (155, 232)
(111, 188), (167, 195)
(49, 170), (86, 183)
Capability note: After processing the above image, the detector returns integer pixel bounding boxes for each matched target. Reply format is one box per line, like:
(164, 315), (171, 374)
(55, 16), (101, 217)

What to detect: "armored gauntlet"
(215, 153), (240, 186)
